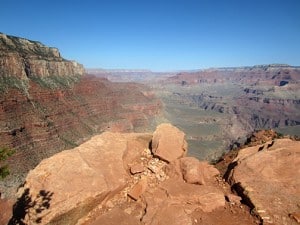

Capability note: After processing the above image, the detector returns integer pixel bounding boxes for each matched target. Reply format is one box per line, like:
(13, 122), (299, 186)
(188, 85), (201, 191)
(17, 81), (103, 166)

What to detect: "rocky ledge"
(2, 124), (299, 225)
(3, 124), (266, 225)
(227, 138), (300, 225)
(0, 33), (84, 79)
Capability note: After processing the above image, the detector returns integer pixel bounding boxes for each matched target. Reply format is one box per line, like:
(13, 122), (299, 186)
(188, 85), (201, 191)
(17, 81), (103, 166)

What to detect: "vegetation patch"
(30, 74), (82, 89)
(0, 147), (15, 179)
(0, 76), (29, 94)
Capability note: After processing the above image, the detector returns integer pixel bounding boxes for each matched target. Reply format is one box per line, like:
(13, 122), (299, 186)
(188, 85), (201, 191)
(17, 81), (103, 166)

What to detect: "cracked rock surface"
(8, 124), (259, 225)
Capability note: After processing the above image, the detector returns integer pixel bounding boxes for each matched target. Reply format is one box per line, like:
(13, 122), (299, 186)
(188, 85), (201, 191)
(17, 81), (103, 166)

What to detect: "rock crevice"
(7, 124), (259, 225)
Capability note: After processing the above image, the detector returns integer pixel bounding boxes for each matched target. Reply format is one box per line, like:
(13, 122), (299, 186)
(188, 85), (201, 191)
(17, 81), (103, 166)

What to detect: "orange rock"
(148, 204), (192, 225)
(12, 132), (150, 225)
(0, 198), (14, 225)
(290, 212), (300, 223)
(130, 164), (145, 175)
(228, 139), (300, 225)
(225, 194), (242, 205)
(160, 178), (225, 213)
(90, 207), (140, 225)
(128, 179), (148, 201)
(199, 161), (220, 181)
(151, 123), (187, 162)
(180, 157), (205, 184)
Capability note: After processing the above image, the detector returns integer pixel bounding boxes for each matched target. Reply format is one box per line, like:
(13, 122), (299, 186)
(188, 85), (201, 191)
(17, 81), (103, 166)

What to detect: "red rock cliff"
(0, 33), (162, 196)
(0, 33), (84, 79)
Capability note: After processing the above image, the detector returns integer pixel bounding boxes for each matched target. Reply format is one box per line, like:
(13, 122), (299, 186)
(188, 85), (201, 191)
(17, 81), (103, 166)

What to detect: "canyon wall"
(154, 65), (300, 159)
(0, 33), (162, 195)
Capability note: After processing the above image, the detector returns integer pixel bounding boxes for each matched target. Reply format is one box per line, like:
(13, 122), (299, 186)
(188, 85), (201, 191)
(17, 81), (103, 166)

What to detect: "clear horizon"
(1, 0), (300, 71)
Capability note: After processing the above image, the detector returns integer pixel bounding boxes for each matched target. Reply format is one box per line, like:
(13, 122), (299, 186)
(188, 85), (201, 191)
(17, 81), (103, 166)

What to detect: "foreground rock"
(151, 123), (187, 162)
(228, 138), (300, 225)
(9, 124), (258, 225)
(9, 132), (152, 225)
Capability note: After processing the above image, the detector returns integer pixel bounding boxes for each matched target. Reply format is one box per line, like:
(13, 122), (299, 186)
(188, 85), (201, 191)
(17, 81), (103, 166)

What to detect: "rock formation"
(0, 33), (162, 196)
(168, 65), (300, 86)
(153, 64), (300, 160)
(227, 138), (300, 225)
(165, 65), (300, 131)
(0, 33), (84, 79)
(7, 124), (259, 225)
(151, 123), (187, 162)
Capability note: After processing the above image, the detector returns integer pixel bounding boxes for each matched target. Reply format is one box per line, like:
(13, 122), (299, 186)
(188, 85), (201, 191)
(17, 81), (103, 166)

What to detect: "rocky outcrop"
(9, 132), (151, 225)
(227, 138), (300, 225)
(8, 124), (258, 225)
(168, 64), (300, 86)
(0, 33), (162, 197)
(151, 123), (187, 162)
(155, 64), (300, 161)
(0, 33), (84, 79)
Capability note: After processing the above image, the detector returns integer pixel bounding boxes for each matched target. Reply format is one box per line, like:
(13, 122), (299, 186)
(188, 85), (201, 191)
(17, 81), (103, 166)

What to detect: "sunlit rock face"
(227, 138), (300, 225)
(0, 32), (84, 79)
(10, 124), (229, 225)
(0, 33), (162, 196)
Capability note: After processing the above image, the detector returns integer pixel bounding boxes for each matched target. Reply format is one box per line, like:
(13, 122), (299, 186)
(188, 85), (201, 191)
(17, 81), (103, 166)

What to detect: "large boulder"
(180, 157), (220, 184)
(151, 123), (187, 162)
(9, 132), (152, 225)
(228, 139), (300, 225)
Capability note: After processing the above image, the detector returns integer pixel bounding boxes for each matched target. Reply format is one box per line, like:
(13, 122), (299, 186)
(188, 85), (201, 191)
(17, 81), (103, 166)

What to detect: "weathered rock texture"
(151, 123), (187, 162)
(168, 65), (300, 131)
(155, 64), (300, 161)
(0, 33), (162, 196)
(9, 132), (152, 225)
(228, 138), (300, 225)
(0, 33), (84, 78)
(8, 124), (258, 225)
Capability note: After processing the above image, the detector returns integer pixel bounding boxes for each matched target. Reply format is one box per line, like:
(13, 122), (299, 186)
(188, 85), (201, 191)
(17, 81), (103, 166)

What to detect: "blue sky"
(1, 0), (300, 71)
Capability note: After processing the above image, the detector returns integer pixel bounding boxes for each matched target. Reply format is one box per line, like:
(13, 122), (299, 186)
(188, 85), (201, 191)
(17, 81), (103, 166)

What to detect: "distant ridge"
(87, 64), (300, 74)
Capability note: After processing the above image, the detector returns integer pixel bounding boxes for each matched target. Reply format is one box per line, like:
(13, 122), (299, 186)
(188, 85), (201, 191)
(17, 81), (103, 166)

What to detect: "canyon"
(88, 65), (300, 161)
(3, 124), (300, 225)
(0, 33), (299, 225)
(0, 33), (162, 196)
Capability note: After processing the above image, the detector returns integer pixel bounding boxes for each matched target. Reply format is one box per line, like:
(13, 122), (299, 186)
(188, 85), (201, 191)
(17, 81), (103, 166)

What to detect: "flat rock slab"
(130, 163), (145, 174)
(90, 207), (140, 225)
(180, 157), (220, 184)
(128, 179), (148, 201)
(229, 139), (300, 225)
(161, 178), (225, 213)
(11, 132), (151, 225)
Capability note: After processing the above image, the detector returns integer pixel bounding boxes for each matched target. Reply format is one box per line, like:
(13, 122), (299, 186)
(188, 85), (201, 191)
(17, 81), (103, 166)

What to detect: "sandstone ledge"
(8, 124), (250, 225)
(228, 139), (300, 225)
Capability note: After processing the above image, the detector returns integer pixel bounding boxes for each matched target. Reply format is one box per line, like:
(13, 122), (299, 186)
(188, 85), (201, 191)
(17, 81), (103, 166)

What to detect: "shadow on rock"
(9, 188), (53, 224)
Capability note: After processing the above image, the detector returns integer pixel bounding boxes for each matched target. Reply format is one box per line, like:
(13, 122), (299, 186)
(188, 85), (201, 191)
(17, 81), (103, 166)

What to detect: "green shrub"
(0, 147), (15, 179)
(0, 165), (10, 179)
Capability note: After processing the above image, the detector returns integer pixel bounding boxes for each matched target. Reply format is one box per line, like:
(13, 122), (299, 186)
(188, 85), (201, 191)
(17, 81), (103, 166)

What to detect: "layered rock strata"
(0, 33), (84, 79)
(0, 33), (162, 196)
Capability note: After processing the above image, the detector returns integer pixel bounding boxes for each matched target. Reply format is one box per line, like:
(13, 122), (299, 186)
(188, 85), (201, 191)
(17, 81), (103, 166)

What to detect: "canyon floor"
(89, 65), (300, 162)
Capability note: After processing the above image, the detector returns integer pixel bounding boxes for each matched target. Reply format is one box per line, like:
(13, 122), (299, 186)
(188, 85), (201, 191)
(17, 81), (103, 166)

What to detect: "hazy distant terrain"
(90, 65), (300, 161)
